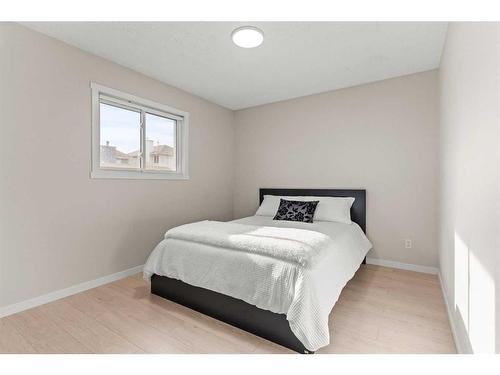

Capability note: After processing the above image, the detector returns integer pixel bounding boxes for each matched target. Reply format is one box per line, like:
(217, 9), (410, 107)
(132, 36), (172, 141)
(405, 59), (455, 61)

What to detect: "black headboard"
(259, 188), (366, 233)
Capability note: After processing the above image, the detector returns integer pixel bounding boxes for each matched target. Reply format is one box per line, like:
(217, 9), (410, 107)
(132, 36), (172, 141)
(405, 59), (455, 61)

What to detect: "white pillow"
(255, 195), (282, 217)
(255, 195), (355, 224)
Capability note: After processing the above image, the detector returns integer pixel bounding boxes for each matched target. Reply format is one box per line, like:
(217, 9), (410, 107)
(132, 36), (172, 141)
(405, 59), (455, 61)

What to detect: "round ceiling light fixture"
(231, 26), (264, 48)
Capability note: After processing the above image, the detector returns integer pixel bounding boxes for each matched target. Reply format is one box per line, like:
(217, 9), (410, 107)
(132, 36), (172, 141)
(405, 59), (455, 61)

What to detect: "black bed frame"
(151, 188), (367, 353)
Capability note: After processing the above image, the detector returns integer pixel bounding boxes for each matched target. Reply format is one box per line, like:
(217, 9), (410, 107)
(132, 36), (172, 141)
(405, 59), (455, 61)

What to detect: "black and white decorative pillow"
(273, 199), (319, 223)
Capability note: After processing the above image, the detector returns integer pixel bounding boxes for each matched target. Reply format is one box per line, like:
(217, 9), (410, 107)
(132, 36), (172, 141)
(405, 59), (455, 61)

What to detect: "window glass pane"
(145, 113), (177, 171)
(99, 102), (141, 170)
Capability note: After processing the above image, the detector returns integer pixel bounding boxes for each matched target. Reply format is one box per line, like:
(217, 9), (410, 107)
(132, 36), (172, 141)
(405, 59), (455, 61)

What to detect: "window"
(91, 83), (189, 179)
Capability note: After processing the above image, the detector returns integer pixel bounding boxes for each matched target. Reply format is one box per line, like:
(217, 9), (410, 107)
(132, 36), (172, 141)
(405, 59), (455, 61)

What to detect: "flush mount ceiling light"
(231, 26), (264, 48)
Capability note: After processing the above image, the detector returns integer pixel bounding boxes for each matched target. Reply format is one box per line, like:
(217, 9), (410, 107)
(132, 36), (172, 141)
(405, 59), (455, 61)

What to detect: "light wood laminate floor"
(0, 265), (456, 354)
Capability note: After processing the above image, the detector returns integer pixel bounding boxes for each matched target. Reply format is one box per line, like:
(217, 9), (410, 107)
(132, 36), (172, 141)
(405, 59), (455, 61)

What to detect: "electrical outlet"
(405, 239), (412, 249)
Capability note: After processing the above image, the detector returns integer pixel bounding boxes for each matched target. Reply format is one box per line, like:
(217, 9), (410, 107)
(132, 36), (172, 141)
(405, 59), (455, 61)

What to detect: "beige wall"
(0, 23), (235, 307)
(438, 23), (500, 353)
(233, 71), (439, 268)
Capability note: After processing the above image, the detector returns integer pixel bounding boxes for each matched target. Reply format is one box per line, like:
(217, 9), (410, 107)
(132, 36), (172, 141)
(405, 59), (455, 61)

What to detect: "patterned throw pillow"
(273, 199), (319, 223)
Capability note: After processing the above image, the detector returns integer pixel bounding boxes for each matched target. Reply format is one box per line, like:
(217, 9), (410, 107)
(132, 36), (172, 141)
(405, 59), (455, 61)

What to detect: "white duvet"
(164, 220), (334, 267)
(143, 216), (372, 351)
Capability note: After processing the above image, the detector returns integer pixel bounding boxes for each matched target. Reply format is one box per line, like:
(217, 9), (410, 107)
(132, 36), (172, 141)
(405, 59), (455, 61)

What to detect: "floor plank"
(38, 300), (144, 354)
(4, 309), (91, 353)
(0, 265), (456, 354)
(0, 318), (37, 353)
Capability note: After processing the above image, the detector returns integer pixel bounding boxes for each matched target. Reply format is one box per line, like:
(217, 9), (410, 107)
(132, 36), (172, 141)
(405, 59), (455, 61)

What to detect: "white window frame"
(90, 82), (189, 180)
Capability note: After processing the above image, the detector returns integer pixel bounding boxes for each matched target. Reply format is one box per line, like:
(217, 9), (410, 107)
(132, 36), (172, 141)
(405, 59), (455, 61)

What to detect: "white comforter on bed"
(143, 216), (372, 351)
(164, 220), (334, 267)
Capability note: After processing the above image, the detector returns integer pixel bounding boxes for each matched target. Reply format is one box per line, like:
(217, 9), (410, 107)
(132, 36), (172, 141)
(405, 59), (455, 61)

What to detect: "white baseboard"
(0, 264), (144, 318)
(437, 272), (472, 354)
(366, 257), (438, 274)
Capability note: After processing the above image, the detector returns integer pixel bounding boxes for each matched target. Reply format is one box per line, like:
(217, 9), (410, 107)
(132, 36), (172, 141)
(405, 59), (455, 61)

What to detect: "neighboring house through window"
(91, 83), (189, 179)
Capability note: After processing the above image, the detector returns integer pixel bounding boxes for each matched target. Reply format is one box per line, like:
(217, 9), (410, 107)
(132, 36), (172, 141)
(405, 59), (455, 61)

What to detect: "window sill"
(90, 169), (189, 180)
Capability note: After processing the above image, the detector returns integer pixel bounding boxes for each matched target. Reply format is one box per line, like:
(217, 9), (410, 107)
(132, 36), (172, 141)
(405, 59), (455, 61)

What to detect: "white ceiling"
(22, 22), (447, 110)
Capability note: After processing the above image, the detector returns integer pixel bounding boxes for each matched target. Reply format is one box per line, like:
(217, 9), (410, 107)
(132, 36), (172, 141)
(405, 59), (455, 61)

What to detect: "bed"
(144, 188), (371, 353)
